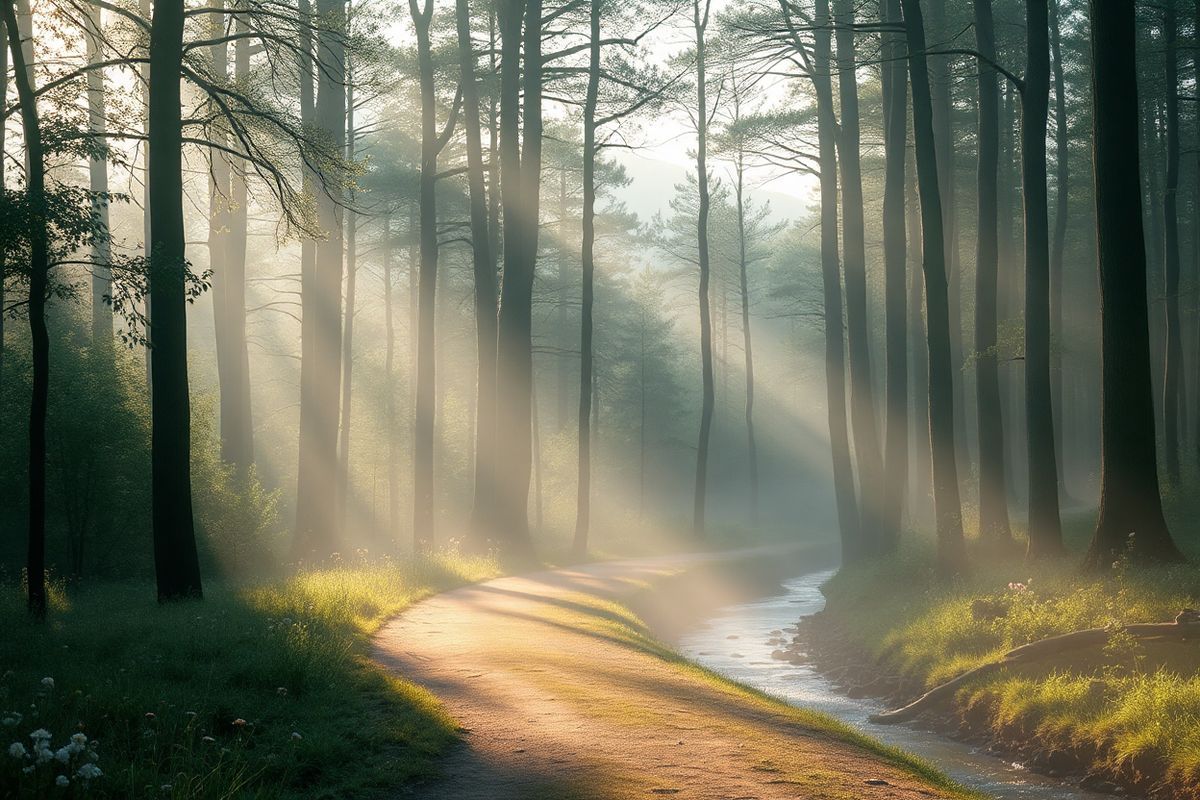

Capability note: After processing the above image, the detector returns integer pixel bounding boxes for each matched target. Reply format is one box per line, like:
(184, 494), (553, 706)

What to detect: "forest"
(1, 0), (1199, 793)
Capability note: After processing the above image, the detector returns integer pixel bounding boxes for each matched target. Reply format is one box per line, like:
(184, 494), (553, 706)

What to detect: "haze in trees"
(3, 0), (1200, 796)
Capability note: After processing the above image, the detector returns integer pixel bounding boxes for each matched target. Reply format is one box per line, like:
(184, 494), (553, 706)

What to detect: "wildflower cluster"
(6, 725), (102, 790)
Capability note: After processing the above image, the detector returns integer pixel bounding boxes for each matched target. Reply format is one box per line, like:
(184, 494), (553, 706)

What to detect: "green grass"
(821, 511), (1200, 786)
(0, 551), (499, 799)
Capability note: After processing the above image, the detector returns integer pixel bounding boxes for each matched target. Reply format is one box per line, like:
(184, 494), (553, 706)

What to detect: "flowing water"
(677, 569), (1117, 799)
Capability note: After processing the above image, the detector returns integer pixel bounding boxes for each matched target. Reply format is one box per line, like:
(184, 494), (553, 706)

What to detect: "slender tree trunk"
(382, 214), (399, 543)
(1048, 0), (1071, 499)
(4, 0), (49, 617)
(85, 3), (112, 342)
(1023, 0), (1065, 557)
(295, 0), (345, 558)
(572, 0), (600, 556)
(692, 0), (715, 539)
(457, 0), (499, 548)
(146, 0), (203, 599)
(557, 168), (570, 432)
(880, 0), (908, 548)
(734, 153), (759, 527)
(973, 0), (1013, 545)
(906, 144), (931, 521)
(338, 60), (357, 531)
(1161, 0), (1182, 483)
(140, 0), (152, 389)
(926, 0), (967, 481)
(834, 0), (884, 551)
(494, 0), (540, 557)
(1083, 0), (1184, 568)
(209, 1), (235, 466)
(411, 0), (439, 552)
(796, 0), (862, 561)
(226, 16), (252, 469)
(900, 0), (967, 574)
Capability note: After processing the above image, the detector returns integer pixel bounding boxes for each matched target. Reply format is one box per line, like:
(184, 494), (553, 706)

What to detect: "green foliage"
(0, 318), (281, 581)
(0, 551), (499, 799)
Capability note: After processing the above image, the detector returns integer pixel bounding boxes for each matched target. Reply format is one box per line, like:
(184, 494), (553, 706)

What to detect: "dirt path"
(373, 551), (966, 800)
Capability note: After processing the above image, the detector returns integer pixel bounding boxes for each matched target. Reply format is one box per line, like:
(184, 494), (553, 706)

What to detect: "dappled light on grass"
(0, 549), (498, 799)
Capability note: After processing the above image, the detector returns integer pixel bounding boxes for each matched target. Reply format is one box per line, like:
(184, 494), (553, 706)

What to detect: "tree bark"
(900, 0), (967, 574)
(493, 0), (540, 558)
(4, 0), (49, 616)
(295, 0), (345, 559)
(834, 0), (883, 552)
(691, 0), (715, 539)
(1023, 0), (1065, 557)
(1048, 0), (1071, 498)
(880, 0), (908, 548)
(1160, 0), (1182, 484)
(734, 151), (759, 528)
(147, 0), (204, 599)
(906, 144), (931, 523)
(85, 2), (112, 342)
(1083, 0), (1184, 568)
(572, 0), (600, 556)
(972, 0), (1013, 546)
(338, 61), (357, 530)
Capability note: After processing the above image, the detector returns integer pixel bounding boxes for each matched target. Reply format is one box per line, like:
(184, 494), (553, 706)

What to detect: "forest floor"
(373, 549), (974, 800)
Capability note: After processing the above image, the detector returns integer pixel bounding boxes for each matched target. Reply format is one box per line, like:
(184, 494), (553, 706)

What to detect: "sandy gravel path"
(373, 550), (965, 800)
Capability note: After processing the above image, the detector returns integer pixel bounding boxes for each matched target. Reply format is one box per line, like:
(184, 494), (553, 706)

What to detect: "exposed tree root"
(870, 610), (1200, 723)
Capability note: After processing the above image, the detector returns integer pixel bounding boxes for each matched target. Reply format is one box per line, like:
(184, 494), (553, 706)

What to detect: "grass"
(0, 550), (499, 799)
(819, 510), (1200, 787)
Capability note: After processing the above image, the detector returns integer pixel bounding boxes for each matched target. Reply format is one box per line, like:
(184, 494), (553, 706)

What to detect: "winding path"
(373, 551), (963, 799)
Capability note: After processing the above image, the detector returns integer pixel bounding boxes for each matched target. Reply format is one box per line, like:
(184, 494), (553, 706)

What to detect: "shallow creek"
(676, 569), (1117, 800)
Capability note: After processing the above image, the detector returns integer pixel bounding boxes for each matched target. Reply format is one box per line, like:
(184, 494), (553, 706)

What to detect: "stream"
(677, 568), (1117, 800)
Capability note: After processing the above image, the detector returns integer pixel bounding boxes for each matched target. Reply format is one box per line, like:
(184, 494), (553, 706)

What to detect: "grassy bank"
(0, 551), (498, 799)
(818, 513), (1200, 792)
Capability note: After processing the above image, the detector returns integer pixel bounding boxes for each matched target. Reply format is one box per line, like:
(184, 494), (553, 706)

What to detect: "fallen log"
(869, 610), (1200, 724)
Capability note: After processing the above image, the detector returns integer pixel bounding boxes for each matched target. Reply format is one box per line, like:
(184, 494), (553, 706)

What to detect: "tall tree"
(85, 2), (112, 342)
(899, 0), (967, 574)
(690, 0), (715, 539)
(834, 0), (884, 550)
(337, 52), (357, 530)
(730, 89), (760, 528)
(295, 0), (346, 558)
(1160, 0), (1182, 483)
(147, 0), (204, 599)
(1023, 0), (1065, 557)
(493, 0), (540, 558)
(1082, 0), (1184, 568)
(1048, 0), (1070, 498)
(457, 0), (501, 549)
(4, 0), (49, 616)
(972, 0), (1013, 545)
(880, 0), (908, 548)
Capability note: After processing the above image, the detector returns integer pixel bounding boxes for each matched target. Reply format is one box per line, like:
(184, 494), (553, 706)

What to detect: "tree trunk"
(900, 0), (967, 574)
(557, 168), (570, 432)
(146, 0), (203, 599)
(973, 0), (1013, 545)
(572, 0), (600, 556)
(1083, 0), (1184, 568)
(338, 64), (357, 531)
(1023, 0), (1065, 557)
(493, 0), (540, 558)
(85, 2), (112, 342)
(906, 144), (931, 522)
(1161, 0), (1182, 484)
(457, 0), (499, 549)
(4, 0), (49, 617)
(382, 214), (399, 544)
(1048, 0), (1071, 499)
(295, 0), (345, 559)
(734, 152), (759, 528)
(834, 0), (883, 552)
(411, 0), (439, 552)
(0, 17), (6, 387)
(692, 0), (715, 539)
(802, 0), (862, 561)
(880, 0), (908, 548)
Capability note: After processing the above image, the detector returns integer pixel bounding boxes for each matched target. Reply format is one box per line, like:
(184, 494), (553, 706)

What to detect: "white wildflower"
(2, 714), (19, 727)
(21, 765), (33, 774)
(40, 677), (54, 690)
(76, 762), (102, 780)
(55, 747), (71, 764)
(160, 784), (172, 793)
(56, 775), (69, 787)
(70, 733), (87, 747)
(29, 729), (51, 742)
(8, 742), (26, 758)
(290, 732), (302, 741)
